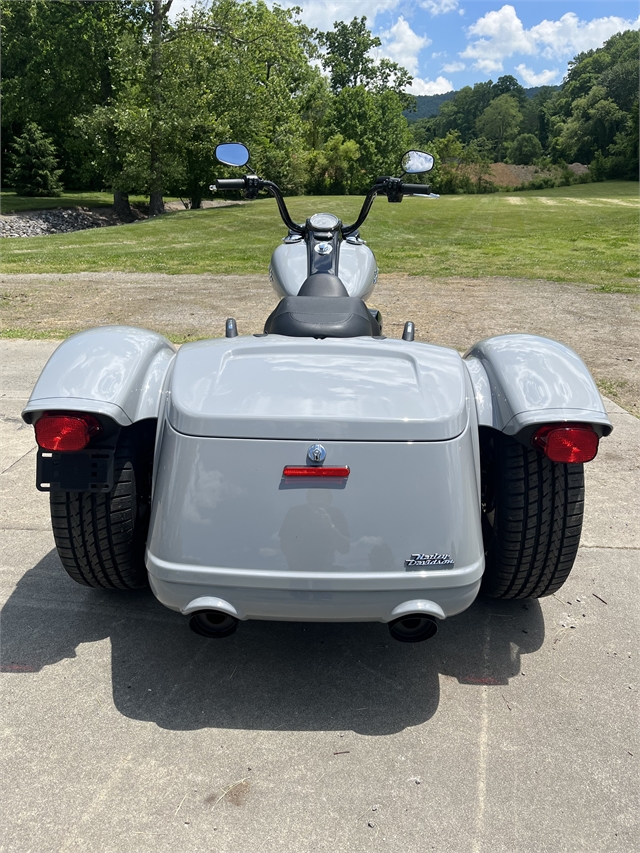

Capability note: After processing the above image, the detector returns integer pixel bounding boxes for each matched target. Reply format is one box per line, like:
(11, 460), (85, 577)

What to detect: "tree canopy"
(1, 2), (637, 204)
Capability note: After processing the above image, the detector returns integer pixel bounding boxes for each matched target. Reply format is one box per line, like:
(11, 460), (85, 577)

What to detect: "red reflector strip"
(532, 424), (599, 463)
(34, 413), (101, 452)
(283, 466), (350, 478)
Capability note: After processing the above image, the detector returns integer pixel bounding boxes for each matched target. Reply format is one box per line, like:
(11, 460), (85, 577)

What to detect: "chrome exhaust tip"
(388, 613), (438, 643)
(189, 609), (239, 638)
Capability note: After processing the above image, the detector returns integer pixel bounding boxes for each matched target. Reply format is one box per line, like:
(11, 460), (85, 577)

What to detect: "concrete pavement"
(1, 339), (638, 853)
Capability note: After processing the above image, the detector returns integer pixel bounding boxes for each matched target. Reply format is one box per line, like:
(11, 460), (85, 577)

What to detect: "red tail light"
(283, 466), (350, 478)
(532, 424), (599, 463)
(35, 413), (102, 452)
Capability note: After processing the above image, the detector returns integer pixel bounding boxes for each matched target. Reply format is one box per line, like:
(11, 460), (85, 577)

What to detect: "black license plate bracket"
(36, 449), (115, 493)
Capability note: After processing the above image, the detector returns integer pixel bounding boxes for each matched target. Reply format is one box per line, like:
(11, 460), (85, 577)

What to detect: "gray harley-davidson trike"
(23, 143), (611, 643)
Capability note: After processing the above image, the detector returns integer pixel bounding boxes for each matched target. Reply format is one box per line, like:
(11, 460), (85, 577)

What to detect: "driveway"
(1, 339), (638, 853)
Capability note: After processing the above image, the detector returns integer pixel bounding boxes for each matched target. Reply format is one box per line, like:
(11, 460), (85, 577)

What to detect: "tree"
(556, 29), (640, 117)
(148, 0), (174, 215)
(434, 80), (496, 142)
(7, 123), (63, 195)
(553, 85), (626, 163)
(520, 86), (556, 150)
(307, 134), (360, 194)
(410, 117), (438, 149)
(491, 75), (526, 108)
(323, 85), (412, 192)
(0, 0), (142, 190)
(313, 15), (414, 192)
(606, 100), (639, 178)
(508, 133), (543, 165)
(428, 130), (492, 194)
(476, 94), (522, 160)
(318, 16), (413, 105)
(547, 29), (639, 171)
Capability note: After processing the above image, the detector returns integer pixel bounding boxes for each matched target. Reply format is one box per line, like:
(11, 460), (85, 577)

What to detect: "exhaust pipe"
(388, 613), (438, 643)
(189, 609), (239, 638)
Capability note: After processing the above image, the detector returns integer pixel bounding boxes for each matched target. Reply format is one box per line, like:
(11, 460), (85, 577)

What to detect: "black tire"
(480, 429), (585, 599)
(49, 423), (154, 589)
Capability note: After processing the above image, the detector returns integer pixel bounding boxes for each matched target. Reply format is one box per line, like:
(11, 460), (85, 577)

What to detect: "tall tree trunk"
(189, 175), (202, 209)
(148, 0), (172, 216)
(113, 190), (134, 221)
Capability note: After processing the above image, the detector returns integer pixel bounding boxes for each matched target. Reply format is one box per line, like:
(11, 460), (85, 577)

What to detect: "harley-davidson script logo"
(405, 553), (455, 568)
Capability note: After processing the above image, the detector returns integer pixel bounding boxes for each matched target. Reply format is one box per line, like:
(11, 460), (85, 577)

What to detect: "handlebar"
(215, 178), (247, 189)
(212, 174), (436, 237)
(342, 177), (433, 236)
(400, 183), (433, 194)
(212, 176), (304, 234)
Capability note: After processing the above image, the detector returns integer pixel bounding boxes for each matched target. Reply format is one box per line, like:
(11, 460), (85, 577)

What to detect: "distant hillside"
(523, 85), (561, 100)
(404, 92), (455, 121)
(404, 85), (561, 122)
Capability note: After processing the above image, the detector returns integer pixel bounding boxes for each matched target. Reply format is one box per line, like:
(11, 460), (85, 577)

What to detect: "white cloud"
(409, 75), (454, 96)
(461, 5), (536, 72)
(462, 4), (640, 74)
(263, 0), (401, 30)
(379, 16), (430, 76)
(420, 0), (458, 16)
(442, 61), (465, 73)
(530, 12), (640, 60)
(171, 0), (403, 25)
(514, 64), (560, 87)
(168, 0), (199, 19)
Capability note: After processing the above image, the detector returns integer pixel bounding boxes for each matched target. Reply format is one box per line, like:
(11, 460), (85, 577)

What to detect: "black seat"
(297, 273), (349, 297)
(264, 296), (381, 338)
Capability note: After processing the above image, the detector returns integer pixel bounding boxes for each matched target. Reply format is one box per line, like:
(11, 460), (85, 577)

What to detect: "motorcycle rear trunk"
(23, 146), (612, 640)
(146, 335), (485, 623)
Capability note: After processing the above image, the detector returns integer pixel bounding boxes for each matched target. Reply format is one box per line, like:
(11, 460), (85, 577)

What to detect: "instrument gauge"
(309, 213), (339, 230)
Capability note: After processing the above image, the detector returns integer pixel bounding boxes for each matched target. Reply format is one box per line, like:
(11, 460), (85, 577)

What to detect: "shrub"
(6, 123), (64, 196)
(509, 133), (543, 165)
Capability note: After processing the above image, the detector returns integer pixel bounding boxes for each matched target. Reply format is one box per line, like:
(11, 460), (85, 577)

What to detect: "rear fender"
(21, 326), (176, 427)
(464, 334), (612, 441)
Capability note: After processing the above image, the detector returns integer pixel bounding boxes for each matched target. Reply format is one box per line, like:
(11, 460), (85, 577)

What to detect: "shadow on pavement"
(1, 550), (544, 735)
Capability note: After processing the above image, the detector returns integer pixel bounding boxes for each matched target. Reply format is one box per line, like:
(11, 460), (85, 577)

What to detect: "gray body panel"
(167, 335), (469, 442)
(22, 326), (176, 425)
(146, 421), (484, 621)
(270, 240), (377, 299)
(464, 334), (612, 436)
(22, 323), (609, 625)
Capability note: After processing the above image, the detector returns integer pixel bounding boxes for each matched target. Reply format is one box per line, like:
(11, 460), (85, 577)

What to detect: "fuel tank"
(146, 336), (484, 622)
(269, 239), (377, 300)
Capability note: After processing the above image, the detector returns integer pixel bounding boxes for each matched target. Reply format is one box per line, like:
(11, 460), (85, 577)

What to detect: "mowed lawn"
(1, 181), (638, 292)
(0, 190), (156, 213)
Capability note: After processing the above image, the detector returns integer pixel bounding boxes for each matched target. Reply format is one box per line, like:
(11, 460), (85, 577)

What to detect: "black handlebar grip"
(401, 183), (431, 194)
(215, 178), (247, 189)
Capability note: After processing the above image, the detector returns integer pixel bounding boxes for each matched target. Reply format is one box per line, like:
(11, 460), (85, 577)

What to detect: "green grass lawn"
(1, 181), (638, 291)
(0, 190), (159, 213)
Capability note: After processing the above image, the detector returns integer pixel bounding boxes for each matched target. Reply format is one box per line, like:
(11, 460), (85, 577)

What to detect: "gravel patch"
(1, 271), (637, 414)
(0, 199), (248, 238)
(0, 208), (119, 238)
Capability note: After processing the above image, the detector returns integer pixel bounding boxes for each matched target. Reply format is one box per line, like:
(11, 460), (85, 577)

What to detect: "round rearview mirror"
(401, 150), (434, 174)
(216, 142), (250, 168)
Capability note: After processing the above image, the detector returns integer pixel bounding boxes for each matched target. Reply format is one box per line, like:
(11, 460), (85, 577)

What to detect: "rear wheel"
(480, 430), (584, 599)
(50, 423), (154, 589)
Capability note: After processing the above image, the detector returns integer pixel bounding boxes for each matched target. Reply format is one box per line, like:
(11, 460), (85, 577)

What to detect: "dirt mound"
(487, 162), (589, 187)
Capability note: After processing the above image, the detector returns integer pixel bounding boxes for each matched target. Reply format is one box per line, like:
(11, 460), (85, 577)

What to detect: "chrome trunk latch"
(307, 444), (326, 463)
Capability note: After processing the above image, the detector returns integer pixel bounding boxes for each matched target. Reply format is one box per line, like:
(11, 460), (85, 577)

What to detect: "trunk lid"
(167, 336), (468, 442)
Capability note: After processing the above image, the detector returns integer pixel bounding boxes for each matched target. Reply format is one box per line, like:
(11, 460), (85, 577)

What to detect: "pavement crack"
(1, 445), (36, 474)
(580, 545), (639, 551)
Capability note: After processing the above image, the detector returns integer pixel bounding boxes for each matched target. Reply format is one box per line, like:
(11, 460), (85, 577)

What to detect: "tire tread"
(50, 431), (150, 590)
(481, 431), (584, 599)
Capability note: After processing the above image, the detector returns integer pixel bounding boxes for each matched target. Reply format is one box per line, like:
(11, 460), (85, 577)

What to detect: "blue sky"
(171, 1), (640, 94)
